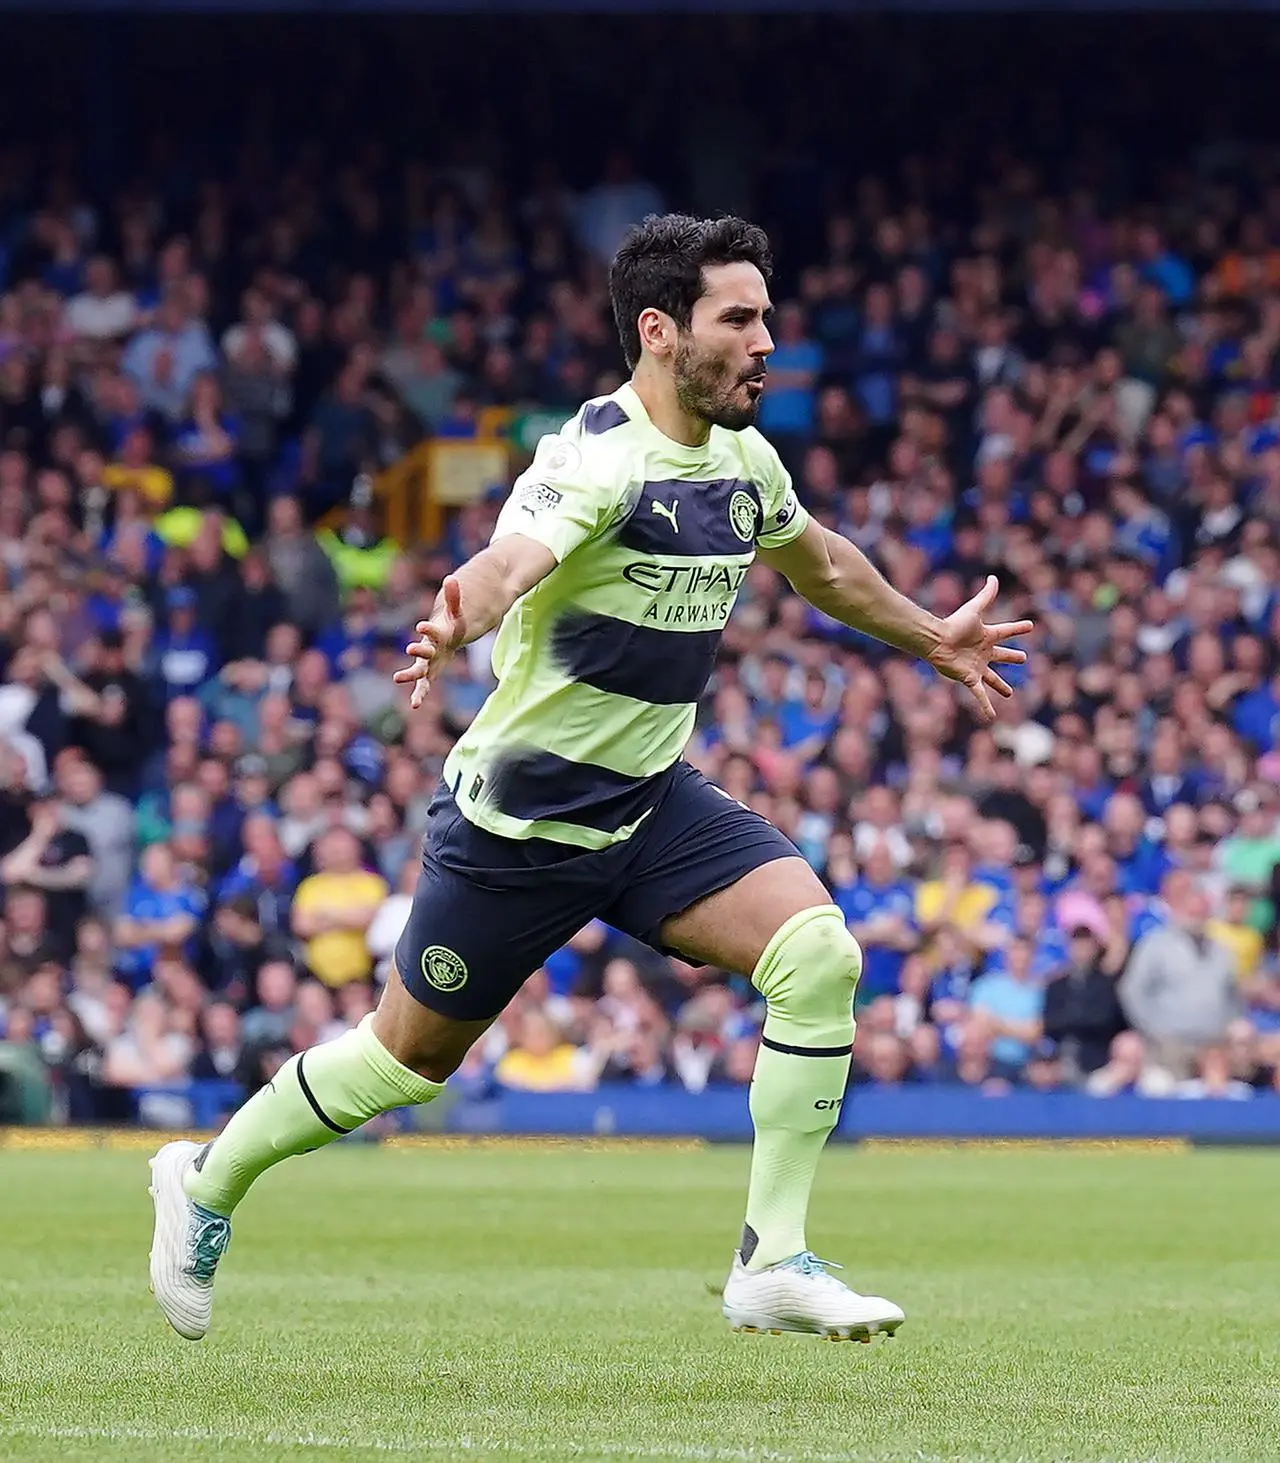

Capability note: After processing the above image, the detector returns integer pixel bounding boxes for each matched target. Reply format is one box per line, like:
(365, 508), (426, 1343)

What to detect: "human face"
(672, 262), (774, 431)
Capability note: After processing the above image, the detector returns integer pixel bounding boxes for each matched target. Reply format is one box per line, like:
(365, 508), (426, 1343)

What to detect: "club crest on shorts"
(728, 489), (759, 542)
(421, 945), (469, 992)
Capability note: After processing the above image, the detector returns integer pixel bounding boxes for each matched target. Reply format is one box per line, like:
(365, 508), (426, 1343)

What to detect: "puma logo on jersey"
(651, 498), (680, 533)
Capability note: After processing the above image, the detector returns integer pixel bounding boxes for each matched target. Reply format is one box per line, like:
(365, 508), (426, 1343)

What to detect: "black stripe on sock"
(295, 1051), (353, 1134)
(760, 1035), (853, 1058)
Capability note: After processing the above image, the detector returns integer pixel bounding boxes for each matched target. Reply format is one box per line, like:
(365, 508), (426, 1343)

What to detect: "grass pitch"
(0, 1140), (1277, 1463)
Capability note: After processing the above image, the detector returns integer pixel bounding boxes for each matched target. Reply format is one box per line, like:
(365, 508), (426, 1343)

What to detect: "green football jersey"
(442, 383), (810, 849)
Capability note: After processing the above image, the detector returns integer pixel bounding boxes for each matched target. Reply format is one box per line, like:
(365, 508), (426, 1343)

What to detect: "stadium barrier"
(455, 1087), (1280, 1142)
(112, 1081), (1280, 1142)
(8, 0), (1280, 12)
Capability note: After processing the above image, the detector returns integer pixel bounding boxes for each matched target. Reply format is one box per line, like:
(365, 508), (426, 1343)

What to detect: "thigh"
(392, 857), (600, 1024)
(605, 764), (831, 976)
(657, 858), (834, 975)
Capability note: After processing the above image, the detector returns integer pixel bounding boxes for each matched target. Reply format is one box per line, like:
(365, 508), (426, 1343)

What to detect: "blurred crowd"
(2, 32), (1280, 1123)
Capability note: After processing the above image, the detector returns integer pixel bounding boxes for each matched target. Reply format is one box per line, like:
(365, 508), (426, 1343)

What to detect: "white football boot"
(147, 1139), (232, 1340)
(722, 1250), (905, 1343)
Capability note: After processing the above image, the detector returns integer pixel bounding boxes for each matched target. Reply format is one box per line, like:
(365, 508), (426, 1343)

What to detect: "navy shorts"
(394, 761), (800, 1021)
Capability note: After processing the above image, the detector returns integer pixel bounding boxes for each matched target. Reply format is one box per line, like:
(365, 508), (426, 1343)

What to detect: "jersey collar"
(616, 382), (715, 467)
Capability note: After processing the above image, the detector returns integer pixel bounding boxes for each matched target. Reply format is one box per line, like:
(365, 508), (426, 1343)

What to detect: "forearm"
(998, 1019), (1042, 1043)
(0, 834), (49, 880)
(44, 660), (101, 717)
(21, 859), (91, 892)
(114, 921), (148, 949)
(771, 532), (943, 660)
(436, 540), (554, 649)
(330, 906), (380, 932)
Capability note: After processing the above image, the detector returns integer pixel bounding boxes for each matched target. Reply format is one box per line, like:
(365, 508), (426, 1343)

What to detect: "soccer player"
(149, 215), (1031, 1343)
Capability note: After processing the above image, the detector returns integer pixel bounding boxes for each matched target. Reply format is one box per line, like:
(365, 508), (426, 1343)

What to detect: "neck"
(629, 366), (710, 448)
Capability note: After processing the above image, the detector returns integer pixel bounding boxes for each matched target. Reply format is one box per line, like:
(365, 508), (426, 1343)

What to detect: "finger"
(392, 660), (430, 685)
(967, 677), (996, 724)
(405, 633), (444, 659)
(988, 618), (1034, 640)
(414, 620), (450, 640)
(990, 644), (1028, 665)
(967, 574), (999, 613)
(410, 678), (430, 711)
(983, 668), (1014, 698)
(442, 574), (463, 621)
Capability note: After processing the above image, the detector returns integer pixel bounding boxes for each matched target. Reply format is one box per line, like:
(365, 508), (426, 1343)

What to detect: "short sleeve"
(492, 433), (620, 563)
(968, 976), (997, 1014)
(751, 436), (810, 549)
(292, 877), (320, 914)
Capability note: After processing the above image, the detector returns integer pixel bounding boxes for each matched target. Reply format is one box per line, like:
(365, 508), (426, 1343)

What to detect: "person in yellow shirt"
(102, 425), (174, 510)
(493, 1009), (594, 1092)
(290, 828), (388, 989)
(915, 841), (1005, 967)
(1207, 886), (1265, 985)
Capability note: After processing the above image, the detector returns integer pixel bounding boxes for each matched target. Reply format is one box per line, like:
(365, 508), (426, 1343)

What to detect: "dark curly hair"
(609, 213), (773, 371)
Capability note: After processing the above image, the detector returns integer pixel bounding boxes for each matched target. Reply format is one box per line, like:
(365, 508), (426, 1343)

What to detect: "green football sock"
(742, 905), (860, 1271)
(184, 1015), (443, 1216)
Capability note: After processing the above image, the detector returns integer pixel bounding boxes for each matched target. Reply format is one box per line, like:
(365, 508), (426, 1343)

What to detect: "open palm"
(928, 575), (1034, 724)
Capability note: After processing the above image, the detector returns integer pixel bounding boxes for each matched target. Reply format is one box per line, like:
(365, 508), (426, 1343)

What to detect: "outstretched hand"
(927, 575), (1033, 725)
(393, 575), (466, 710)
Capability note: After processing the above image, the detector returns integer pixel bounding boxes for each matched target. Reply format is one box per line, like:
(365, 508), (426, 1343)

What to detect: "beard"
(673, 336), (764, 431)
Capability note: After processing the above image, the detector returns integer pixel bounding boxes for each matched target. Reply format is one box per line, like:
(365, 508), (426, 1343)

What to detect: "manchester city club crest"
(728, 489), (759, 542)
(421, 945), (469, 992)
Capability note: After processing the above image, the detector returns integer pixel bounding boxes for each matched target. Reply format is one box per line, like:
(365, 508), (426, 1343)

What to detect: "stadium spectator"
(290, 827), (387, 989)
(494, 1009), (595, 1093)
(1040, 926), (1128, 1085)
(966, 936), (1045, 1081)
(0, 795), (93, 945)
(1119, 885), (1241, 1082)
(114, 842), (205, 992)
(2, 35), (1280, 1133)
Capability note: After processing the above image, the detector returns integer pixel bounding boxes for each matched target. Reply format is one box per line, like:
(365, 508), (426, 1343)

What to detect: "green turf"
(0, 1142), (1277, 1463)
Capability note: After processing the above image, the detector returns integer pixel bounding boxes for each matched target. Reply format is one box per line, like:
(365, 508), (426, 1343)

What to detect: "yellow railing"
(371, 407), (516, 547)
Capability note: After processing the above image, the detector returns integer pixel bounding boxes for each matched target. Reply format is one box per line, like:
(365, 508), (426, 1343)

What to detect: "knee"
(388, 1038), (463, 1087)
(373, 976), (471, 1085)
(752, 905), (862, 1014)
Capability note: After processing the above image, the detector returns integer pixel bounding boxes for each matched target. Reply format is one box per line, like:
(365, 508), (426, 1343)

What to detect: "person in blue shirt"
(216, 812), (299, 941)
(541, 920), (611, 999)
(851, 282), (902, 426)
(834, 840), (919, 1005)
(152, 586), (219, 701)
(967, 937), (1045, 1079)
(1012, 890), (1070, 982)
(1103, 791), (1171, 896)
(972, 820), (1019, 907)
(758, 302), (823, 444)
(1071, 742), (1113, 824)
(112, 841), (205, 991)
(172, 373), (242, 502)
(121, 293), (217, 421)
(1233, 668), (1280, 753)
(1135, 223), (1195, 307)
(924, 924), (984, 1059)
(778, 669), (839, 763)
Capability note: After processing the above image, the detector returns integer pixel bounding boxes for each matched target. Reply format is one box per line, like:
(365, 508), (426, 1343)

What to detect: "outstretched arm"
(393, 534), (556, 709)
(760, 520), (1032, 724)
